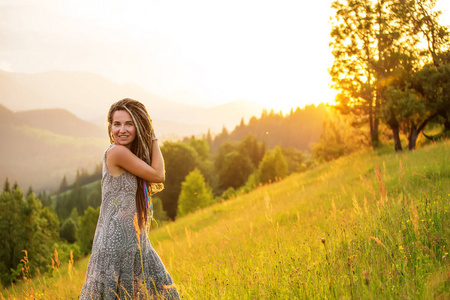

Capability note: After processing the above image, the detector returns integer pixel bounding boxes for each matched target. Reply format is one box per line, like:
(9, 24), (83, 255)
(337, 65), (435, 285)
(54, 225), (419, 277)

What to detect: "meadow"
(3, 140), (449, 299)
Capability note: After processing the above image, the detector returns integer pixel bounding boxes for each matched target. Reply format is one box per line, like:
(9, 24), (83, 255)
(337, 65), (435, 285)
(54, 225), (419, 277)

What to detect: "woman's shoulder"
(105, 144), (134, 162)
(107, 144), (133, 154)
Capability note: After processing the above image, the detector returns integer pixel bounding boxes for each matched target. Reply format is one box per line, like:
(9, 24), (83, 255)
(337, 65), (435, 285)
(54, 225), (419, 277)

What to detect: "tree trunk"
(408, 126), (419, 150)
(371, 93), (380, 148)
(444, 118), (450, 131)
(392, 123), (403, 151)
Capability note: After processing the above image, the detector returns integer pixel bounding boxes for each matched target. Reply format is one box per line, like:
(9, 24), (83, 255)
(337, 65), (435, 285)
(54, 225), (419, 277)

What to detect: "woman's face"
(111, 110), (136, 149)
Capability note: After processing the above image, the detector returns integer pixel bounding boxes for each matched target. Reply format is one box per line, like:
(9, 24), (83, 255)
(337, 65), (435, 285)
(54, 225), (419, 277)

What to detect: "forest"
(0, 0), (449, 297)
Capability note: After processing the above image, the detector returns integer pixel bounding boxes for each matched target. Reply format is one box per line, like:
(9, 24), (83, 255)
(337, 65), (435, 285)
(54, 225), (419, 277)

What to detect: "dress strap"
(103, 144), (115, 165)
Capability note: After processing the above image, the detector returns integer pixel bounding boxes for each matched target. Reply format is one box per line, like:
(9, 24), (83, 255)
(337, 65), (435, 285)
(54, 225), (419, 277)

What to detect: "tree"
(60, 218), (77, 243)
(217, 151), (254, 192)
(189, 137), (210, 160)
(257, 146), (288, 184)
(381, 1), (449, 150)
(177, 168), (214, 217)
(238, 134), (266, 168)
(159, 142), (199, 219)
(0, 186), (59, 285)
(59, 175), (69, 193)
(281, 147), (306, 173)
(330, 0), (449, 151)
(3, 177), (10, 192)
(77, 206), (100, 254)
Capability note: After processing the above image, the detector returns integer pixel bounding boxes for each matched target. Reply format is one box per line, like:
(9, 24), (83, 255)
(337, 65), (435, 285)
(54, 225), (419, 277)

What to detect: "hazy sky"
(1, 0), (450, 112)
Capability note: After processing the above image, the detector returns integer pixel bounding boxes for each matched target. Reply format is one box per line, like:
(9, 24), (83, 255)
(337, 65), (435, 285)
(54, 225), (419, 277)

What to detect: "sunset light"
(1, 1), (449, 298)
(0, 0), (345, 113)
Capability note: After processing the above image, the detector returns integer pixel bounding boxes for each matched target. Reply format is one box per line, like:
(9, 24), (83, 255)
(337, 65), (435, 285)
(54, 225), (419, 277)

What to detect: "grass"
(3, 140), (450, 299)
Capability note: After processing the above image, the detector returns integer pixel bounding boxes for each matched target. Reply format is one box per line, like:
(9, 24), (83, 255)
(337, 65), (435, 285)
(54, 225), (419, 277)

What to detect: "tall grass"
(3, 141), (449, 299)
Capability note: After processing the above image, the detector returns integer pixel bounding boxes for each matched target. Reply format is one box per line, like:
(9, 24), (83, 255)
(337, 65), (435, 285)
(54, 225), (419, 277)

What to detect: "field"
(3, 141), (450, 299)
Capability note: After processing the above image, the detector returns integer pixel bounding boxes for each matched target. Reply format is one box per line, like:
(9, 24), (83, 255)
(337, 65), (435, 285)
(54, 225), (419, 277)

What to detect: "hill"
(0, 69), (265, 136)
(15, 109), (105, 138)
(4, 140), (449, 299)
(0, 105), (108, 191)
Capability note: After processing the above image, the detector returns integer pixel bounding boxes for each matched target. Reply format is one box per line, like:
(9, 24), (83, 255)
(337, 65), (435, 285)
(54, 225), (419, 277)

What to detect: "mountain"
(15, 108), (105, 138)
(0, 69), (265, 137)
(0, 105), (108, 192)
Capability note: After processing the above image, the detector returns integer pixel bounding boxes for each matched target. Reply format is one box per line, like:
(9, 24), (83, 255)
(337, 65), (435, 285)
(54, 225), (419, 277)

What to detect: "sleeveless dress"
(80, 144), (180, 299)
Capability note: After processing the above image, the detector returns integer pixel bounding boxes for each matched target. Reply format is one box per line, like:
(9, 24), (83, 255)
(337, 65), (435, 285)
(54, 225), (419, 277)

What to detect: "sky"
(1, 0), (450, 113)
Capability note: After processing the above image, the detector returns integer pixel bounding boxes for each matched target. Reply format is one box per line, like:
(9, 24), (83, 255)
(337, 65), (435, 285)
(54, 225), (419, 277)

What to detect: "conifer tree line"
(329, 0), (449, 151)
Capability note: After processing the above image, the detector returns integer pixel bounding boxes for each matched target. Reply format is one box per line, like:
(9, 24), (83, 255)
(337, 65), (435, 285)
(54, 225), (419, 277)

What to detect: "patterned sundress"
(80, 144), (180, 299)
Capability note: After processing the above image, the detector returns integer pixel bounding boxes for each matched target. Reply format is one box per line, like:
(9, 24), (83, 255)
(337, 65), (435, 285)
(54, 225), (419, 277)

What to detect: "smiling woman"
(80, 98), (179, 299)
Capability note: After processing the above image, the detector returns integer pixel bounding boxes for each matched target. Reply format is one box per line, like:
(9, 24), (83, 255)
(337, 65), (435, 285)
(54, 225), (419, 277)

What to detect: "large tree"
(383, 1), (450, 149)
(330, 0), (448, 151)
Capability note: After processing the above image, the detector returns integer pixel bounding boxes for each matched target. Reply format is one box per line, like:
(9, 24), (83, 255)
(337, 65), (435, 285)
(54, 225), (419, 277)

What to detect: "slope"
(4, 141), (449, 299)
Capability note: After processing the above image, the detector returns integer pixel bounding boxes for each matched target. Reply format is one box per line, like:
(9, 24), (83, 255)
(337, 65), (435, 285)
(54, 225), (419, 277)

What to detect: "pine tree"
(2, 177), (10, 192)
(59, 175), (68, 193)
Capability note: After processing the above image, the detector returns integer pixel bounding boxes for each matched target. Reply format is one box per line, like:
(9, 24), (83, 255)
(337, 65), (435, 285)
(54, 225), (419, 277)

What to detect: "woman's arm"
(106, 142), (165, 183)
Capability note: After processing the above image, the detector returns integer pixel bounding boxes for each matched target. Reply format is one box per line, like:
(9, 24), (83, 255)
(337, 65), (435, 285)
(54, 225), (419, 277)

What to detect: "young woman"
(80, 99), (180, 299)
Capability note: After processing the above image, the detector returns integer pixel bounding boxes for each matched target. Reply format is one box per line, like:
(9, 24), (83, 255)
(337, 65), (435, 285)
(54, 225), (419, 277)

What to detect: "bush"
(257, 146), (288, 184)
(177, 168), (214, 217)
(60, 218), (77, 243)
(76, 206), (100, 254)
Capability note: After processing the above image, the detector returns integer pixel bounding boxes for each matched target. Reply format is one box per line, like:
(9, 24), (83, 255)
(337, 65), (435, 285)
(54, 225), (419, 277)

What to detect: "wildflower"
(399, 246), (403, 251)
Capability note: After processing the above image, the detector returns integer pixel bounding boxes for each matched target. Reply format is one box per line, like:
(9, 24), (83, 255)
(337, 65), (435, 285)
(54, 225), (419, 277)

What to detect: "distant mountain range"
(0, 69), (265, 138)
(0, 69), (269, 192)
(0, 104), (109, 192)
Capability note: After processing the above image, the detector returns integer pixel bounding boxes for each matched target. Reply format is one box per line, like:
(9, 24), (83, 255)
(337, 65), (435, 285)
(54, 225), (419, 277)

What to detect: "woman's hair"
(107, 98), (164, 227)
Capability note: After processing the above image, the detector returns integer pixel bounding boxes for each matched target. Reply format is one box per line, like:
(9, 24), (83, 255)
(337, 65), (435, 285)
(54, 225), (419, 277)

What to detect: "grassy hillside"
(3, 141), (449, 299)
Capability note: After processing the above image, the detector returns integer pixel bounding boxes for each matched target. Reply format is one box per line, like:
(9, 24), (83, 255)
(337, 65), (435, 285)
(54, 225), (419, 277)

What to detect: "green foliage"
(188, 137), (210, 160)
(60, 219), (77, 244)
(55, 181), (101, 222)
(217, 151), (254, 192)
(59, 176), (69, 193)
(257, 146), (288, 184)
(281, 147), (305, 174)
(238, 134), (266, 168)
(219, 187), (236, 200)
(178, 168), (214, 217)
(330, 0), (449, 151)
(2, 177), (10, 192)
(159, 142), (200, 219)
(76, 206), (100, 255)
(0, 186), (59, 286)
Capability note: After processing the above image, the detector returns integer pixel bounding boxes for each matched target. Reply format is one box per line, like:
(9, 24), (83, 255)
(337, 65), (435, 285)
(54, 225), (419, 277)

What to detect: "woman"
(80, 99), (180, 299)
